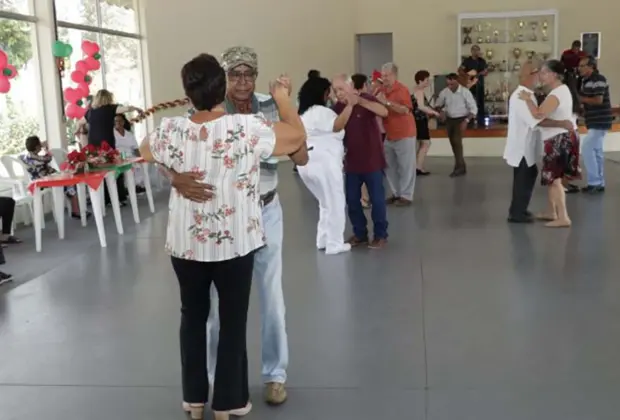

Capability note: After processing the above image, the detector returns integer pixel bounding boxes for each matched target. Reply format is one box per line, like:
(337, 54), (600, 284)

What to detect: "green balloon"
(94, 53), (101, 60)
(52, 40), (65, 57)
(2, 68), (11, 77)
(63, 44), (73, 57)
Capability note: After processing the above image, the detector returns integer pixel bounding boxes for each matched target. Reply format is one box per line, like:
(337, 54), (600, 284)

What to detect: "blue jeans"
(207, 195), (288, 384)
(345, 171), (388, 240)
(582, 128), (607, 187)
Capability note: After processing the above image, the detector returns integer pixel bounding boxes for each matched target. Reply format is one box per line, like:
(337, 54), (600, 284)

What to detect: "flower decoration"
(0, 49), (18, 94)
(60, 141), (121, 174)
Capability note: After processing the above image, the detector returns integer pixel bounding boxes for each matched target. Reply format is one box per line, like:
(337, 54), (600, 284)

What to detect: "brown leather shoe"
(347, 235), (368, 247)
(385, 196), (400, 204)
(368, 238), (387, 249)
(395, 198), (412, 206)
(264, 382), (287, 405)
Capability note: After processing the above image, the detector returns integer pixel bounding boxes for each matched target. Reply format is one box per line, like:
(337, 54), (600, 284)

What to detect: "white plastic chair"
(49, 148), (68, 171)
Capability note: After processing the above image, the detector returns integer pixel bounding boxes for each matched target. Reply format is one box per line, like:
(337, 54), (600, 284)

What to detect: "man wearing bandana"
(171, 46), (306, 409)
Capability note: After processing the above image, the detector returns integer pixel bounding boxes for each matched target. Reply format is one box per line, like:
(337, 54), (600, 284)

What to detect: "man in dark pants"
(505, 61), (575, 222)
(435, 73), (477, 177)
(460, 45), (487, 126)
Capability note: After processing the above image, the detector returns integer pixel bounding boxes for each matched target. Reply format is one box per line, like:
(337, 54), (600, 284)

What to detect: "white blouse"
(301, 105), (345, 158)
(114, 128), (138, 153)
(149, 114), (276, 262)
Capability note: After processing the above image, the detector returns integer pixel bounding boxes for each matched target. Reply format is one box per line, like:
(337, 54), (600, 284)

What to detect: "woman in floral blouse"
(139, 53), (306, 420)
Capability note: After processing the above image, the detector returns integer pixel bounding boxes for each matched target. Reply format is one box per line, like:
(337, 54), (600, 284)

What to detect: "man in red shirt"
(377, 63), (417, 206)
(332, 74), (389, 249)
(561, 40), (587, 75)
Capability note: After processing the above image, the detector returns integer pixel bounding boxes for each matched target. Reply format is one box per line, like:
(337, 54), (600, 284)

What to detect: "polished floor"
(2, 158), (620, 420)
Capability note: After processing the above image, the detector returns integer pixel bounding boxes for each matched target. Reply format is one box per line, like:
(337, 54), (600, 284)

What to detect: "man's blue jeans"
(345, 171), (388, 240)
(207, 195), (288, 384)
(582, 128), (607, 187)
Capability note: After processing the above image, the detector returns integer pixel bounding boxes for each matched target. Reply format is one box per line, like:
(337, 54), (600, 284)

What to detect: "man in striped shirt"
(578, 56), (612, 193)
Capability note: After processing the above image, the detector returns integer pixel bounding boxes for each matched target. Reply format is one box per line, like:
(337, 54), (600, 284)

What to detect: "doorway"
(355, 33), (393, 77)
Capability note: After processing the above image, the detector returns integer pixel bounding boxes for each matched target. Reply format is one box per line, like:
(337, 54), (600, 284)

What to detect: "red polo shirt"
(380, 81), (416, 141)
(561, 49), (587, 72)
(332, 93), (386, 174)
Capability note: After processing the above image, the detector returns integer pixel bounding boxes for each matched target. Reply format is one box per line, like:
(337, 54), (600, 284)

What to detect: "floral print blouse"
(149, 114), (276, 262)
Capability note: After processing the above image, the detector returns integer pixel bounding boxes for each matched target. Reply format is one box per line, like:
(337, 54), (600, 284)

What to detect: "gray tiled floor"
(1, 158), (620, 420)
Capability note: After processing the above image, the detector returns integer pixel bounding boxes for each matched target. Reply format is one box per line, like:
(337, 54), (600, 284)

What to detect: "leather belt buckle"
(260, 189), (276, 208)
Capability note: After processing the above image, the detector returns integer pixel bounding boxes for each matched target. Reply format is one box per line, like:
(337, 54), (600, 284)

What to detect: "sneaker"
(229, 402), (253, 416)
(0, 271), (13, 286)
(346, 235), (368, 247)
(385, 195), (400, 204)
(325, 243), (351, 255)
(264, 382), (287, 405)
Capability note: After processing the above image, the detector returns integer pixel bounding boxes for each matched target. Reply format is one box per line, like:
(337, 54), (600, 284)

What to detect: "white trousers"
(297, 153), (347, 253)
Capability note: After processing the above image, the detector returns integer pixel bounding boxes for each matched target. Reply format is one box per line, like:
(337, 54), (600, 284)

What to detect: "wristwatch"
(385, 101), (392, 107)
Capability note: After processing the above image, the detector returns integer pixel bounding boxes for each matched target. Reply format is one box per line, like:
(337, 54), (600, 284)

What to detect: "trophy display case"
(458, 10), (559, 121)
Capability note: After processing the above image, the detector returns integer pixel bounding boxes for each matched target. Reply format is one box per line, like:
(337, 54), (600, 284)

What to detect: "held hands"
(269, 75), (292, 99)
(345, 92), (360, 106)
(518, 90), (533, 101)
(376, 92), (387, 104)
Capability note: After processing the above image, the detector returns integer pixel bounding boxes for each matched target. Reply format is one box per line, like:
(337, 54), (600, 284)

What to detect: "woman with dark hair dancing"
(412, 70), (440, 175)
(296, 76), (356, 254)
(518, 59), (581, 227)
(139, 53), (306, 420)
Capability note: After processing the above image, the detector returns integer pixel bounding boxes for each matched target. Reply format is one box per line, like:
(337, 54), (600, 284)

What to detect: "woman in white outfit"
(114, 114), (145, 190)
(518, 59), (581, 228)
(296, 76), (356, 254)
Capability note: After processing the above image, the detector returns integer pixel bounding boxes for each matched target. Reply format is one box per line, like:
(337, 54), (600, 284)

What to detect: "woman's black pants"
(171, 253), (254, 411)
(0, 196), (15, 235)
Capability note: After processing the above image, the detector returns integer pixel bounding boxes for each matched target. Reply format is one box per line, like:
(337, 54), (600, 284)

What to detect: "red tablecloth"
(27, 171), (109, 195)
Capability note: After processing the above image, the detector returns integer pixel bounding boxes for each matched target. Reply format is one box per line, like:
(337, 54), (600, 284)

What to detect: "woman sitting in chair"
(20, 136), (89, 219)
(114, 114), (146, 194)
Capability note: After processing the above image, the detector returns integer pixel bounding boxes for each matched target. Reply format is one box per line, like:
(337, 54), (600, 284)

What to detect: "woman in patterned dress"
(139, 53), (306, 420)
(518, 59), (581, 228)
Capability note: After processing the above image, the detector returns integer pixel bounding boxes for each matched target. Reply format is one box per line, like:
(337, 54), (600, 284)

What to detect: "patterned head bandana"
(221, 46), (258, 72)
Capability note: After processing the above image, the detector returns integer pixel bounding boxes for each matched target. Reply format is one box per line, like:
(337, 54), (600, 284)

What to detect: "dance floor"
(2, 157), (620, 420)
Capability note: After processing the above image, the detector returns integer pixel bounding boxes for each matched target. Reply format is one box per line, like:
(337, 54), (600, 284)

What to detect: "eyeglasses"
(228, 70), (257, 82)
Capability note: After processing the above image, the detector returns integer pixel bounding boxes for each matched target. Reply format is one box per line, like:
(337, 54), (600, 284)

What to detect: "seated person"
(20, 136), (90, 219)
(0, 196), (21, 245)
(114, 114), (146, 194)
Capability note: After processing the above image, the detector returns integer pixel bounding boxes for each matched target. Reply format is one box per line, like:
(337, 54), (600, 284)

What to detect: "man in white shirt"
(505, 60), (574, 223)
(435, 73), (478, 177)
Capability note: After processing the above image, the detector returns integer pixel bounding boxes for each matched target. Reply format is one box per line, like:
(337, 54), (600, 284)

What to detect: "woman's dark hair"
(307, 69), (320, 79)
(25, 135), (41, 152)
(181, 53), (226, 111)
(298, 77), (331, 115)
(116, 114), (132, 132)
(351, 73), (368, 90)
(414, 70), (430, 84)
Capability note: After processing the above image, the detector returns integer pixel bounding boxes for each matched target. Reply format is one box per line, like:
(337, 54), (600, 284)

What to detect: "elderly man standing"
(505, 59), (575, 223)
(435, 73), (478, 177)
(376, 63), (417, 206)
(171, 46), (308, 410)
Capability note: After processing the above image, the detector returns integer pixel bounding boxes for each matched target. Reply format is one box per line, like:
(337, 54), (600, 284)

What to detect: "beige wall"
(356, 0), (620, 103)
(143, 0), (620, 106)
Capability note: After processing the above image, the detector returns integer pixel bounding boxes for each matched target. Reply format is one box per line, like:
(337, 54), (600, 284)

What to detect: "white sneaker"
(0, 272), (13, 286)
(182, 401), (252, 417)
(325, 243), (351, 255)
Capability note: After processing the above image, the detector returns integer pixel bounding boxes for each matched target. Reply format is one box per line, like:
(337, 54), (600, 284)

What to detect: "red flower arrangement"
(61, 141), (122, 173)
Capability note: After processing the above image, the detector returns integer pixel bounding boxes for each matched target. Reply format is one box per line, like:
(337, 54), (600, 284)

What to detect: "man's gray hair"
(332, 73), (352, 84)
(381, 62), (398, 74)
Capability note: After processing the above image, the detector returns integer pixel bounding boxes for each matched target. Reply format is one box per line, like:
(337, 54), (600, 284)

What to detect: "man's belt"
(260, 189), (276, 207)
(260, 161), (279, 170)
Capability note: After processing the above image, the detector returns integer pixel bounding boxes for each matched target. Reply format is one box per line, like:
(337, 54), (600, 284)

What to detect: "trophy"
(512, 48), (522, 71)
(485, 49), (494, 60)
(542, 20), (549, 30)
(485, 35), (491, 43)
(530, 21), (538, 41)
(517, 20), (525, 29)
(477, 36), (484, 44)
(462, 26), (473, 44)
(499, 60), (507, 72)
(541, 29), (549, 42)
(492, 30), (500, 43)
(526, 50), (536, 59)
(475, 22), (483, 32)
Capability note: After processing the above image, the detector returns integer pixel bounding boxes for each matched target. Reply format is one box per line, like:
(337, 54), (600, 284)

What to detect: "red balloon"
(0, 50), (7, 69)
(76, 82), (90, 97)
(75, 60), (89, 74)
(70, 70), (86, 83)
(84, 56), (100, 71)
(0, 76), (9, 94)
(5, 64), (17, 79)
(66, 103), (86, 119)
(81, 40), (100, 57)
(63, 87), (81, 103)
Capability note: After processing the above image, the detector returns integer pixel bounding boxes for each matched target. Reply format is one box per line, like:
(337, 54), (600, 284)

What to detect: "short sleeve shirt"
(333, 93), (386, 174)
(580, 71), (612, 130)
(149, 115), (276, 262)
(382, 81), (416, 141)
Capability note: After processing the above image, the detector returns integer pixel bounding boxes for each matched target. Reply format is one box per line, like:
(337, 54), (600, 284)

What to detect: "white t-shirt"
(114, 128), (138, 154)
(538, 84), (575, 141)
(301, 105), (345, 158)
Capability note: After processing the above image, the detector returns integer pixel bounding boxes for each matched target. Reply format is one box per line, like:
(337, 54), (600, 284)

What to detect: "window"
(55, 0), (145, 144)
(0, 0), (33, 16)
(0, 18), (44, 155)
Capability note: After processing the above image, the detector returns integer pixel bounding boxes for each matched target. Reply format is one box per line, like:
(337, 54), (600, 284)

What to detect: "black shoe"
(0, 271), (13, 285)
(416, 169), (430, 176)
(564, 184), (580, 194)
(136, 186), (146, 194)
(507, 215), (534, 224)
(582, 185), (605, 194)
(449, 168), (467, 178)
(71, 211), (92, 220)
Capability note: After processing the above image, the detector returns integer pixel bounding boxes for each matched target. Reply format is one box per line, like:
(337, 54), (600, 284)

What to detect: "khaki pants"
(445, 117), (467, 171)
